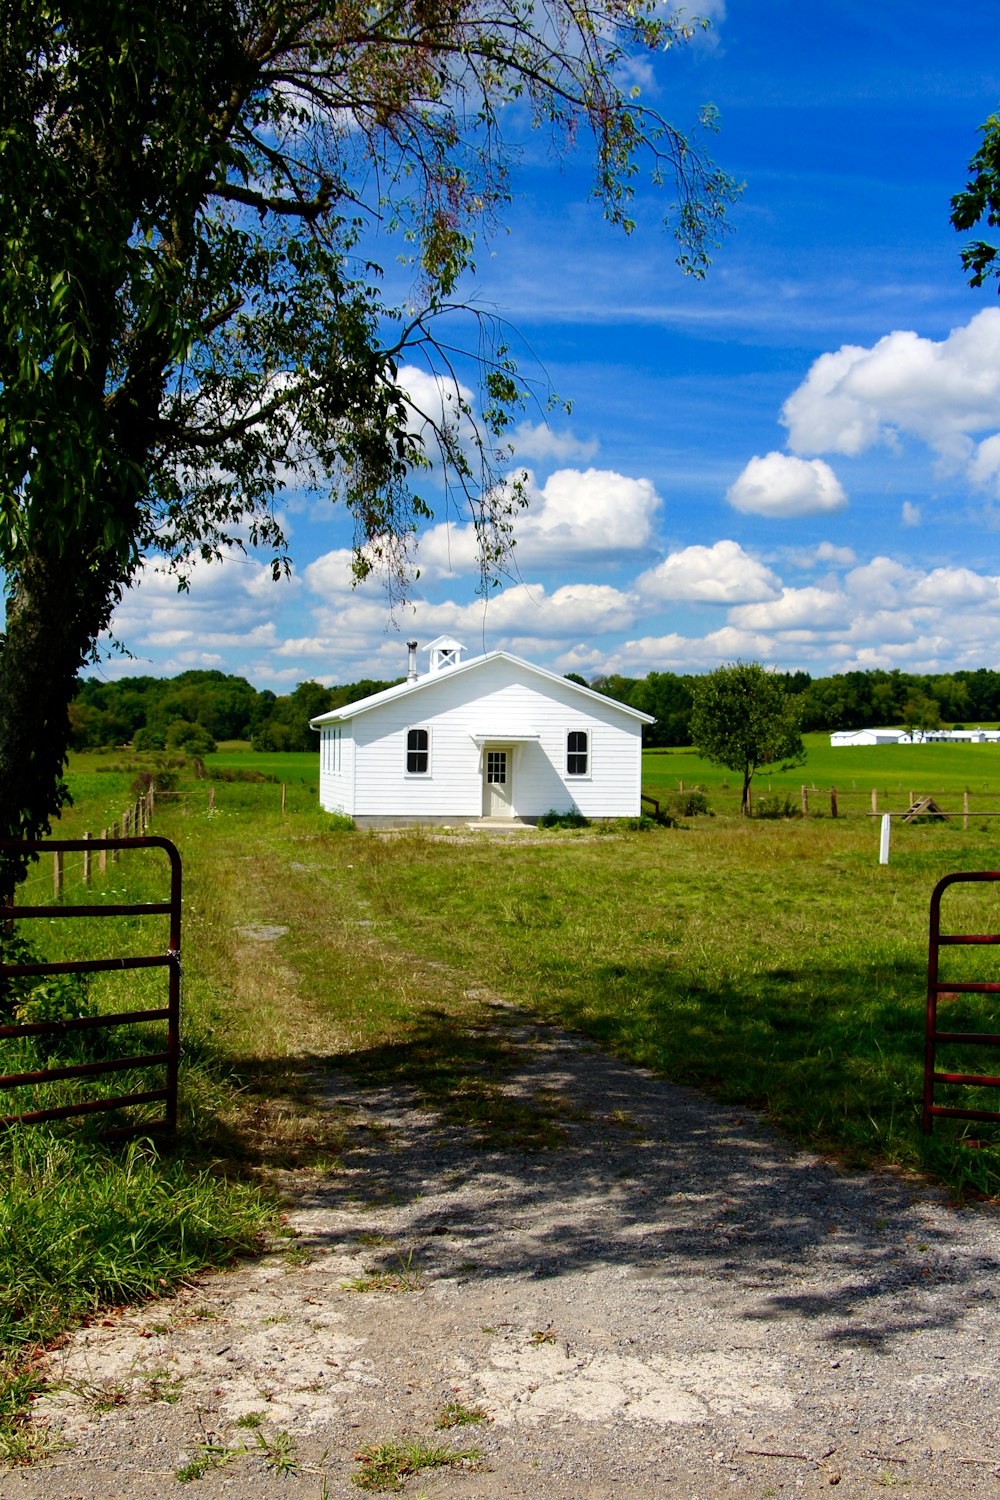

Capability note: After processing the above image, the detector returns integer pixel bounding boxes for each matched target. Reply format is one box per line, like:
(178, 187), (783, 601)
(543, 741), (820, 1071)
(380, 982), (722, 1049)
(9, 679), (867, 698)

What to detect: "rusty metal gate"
(924, 870), (1000, 1134)
(0, 837), (181, 1138)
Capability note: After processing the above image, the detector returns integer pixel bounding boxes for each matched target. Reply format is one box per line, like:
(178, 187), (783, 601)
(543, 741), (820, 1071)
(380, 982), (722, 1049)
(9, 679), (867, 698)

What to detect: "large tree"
(689, 660), (804, 816)
(0, 0), (736, 888)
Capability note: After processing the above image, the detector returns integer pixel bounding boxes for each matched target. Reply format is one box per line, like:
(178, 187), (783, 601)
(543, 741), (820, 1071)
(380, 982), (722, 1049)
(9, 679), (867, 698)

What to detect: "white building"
(829, 728), (907, 747)
(830, 727), (1000, 746)
(311, 637), (654, 827)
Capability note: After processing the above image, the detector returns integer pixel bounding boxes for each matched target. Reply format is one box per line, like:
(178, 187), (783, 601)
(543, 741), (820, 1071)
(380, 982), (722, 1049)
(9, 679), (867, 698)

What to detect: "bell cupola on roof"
(424, 635), (465, 673)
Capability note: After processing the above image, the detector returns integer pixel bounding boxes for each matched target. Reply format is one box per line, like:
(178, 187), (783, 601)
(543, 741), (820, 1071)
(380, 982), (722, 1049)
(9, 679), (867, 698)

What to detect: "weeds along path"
(9, 819), (1000, 1498)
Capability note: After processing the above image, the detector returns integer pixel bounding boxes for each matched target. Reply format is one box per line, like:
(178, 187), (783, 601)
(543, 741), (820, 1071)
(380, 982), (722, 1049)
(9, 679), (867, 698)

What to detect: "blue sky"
(108, 0), (1000, 689)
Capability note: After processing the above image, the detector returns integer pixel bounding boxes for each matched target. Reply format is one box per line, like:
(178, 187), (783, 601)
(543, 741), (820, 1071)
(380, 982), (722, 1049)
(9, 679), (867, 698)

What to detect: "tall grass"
(0, 758), (297, 1445)
(0, 1133), (266, 1404)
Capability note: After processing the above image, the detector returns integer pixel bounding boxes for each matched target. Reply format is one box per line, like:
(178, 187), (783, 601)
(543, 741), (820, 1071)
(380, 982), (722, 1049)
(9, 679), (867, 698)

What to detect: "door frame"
(482, 744), (515, 817)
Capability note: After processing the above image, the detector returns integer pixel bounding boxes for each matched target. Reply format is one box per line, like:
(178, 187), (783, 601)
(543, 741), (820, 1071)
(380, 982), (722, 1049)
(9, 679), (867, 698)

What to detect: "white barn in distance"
(311, 637), (654, 827)
(830, 727), (1000, 746)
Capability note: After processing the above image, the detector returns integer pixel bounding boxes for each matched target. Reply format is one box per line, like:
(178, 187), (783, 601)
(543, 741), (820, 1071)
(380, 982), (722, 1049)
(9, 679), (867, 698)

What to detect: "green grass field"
(6, 738), (1000, 1452)
(642, 733), (1000, 820)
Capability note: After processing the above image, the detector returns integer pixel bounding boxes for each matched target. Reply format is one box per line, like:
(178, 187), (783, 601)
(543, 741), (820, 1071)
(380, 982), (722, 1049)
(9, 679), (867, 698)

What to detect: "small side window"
(567, 730), (588, 776)
(406, 727), (430, 774)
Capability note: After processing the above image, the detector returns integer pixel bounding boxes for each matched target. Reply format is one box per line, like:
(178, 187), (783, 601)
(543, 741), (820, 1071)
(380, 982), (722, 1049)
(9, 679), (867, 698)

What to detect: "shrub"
(664, 790), (711, 818)
(537, 807), (591, 830)
(132, 726), (165, 751)
(323, 813), (356, 832)
(0, 931), (41, 1021)
(164, 720), (217, 755)
(753, 794), (802, 820)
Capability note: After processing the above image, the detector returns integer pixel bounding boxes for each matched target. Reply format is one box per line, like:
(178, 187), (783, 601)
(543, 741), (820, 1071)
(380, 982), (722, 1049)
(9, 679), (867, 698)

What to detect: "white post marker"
(879, 812), (891, 865)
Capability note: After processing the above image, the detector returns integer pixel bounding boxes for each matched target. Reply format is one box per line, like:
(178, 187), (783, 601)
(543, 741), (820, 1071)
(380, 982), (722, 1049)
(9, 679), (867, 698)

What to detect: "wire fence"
(12, 784), (157, 905)
(663, 777), (1000, 823)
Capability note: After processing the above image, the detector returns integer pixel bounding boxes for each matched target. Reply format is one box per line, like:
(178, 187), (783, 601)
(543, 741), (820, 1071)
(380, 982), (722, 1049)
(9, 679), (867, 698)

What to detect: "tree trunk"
(741, 768), (752, 816)
(0, 544), (122, 899)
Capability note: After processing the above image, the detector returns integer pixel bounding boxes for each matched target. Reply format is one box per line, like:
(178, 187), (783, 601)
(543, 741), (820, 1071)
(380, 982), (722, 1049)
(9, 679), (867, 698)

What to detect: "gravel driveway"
(8, 1007), (1000, 1499)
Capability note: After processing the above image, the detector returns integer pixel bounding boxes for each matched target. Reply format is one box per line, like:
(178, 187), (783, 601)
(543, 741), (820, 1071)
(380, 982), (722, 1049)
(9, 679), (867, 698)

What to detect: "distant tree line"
(582, 667), (1000, 747)
(70, 671), (400, 753)
(70, 664), (1000, 756)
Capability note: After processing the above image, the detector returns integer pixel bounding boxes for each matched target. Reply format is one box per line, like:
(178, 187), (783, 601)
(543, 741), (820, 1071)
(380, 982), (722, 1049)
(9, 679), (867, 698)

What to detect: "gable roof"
(309, 649), (655, 727)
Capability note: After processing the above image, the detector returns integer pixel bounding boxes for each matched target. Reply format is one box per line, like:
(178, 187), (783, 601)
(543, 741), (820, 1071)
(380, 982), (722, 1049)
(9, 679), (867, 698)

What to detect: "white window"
(406, 727), (430, 774)
(322, 727), (342, 773)
(486, 749), (507, 784)
(567, 729), (588, 776)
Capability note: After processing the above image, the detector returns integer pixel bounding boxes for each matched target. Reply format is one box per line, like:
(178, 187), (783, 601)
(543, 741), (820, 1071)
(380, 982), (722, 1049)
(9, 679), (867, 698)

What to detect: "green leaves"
(690, 661), (805, 816)
(952, 111), (1000, 288)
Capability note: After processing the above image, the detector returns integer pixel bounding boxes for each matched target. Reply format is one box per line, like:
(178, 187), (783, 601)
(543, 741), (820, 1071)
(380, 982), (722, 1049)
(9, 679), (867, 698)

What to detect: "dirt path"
(7, 1007), (1000, 1499)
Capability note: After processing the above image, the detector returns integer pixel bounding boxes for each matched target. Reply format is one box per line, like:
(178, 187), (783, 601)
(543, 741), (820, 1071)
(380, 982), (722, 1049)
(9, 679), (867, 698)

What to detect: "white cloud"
(303, 548), (367, 597)
(514, 467), (661, 559)
(901, 501), (922, 527)
(399, 363), (477, 447)
(840, 608), (922, 649)
(844, 556), (918, 607)
(727, 452), (848, 518)
(676, 0), (726, 47)
(604, 624), (779, 675)
(109, 556), (290, 655)
(408, 522), (485, 580)
(302, 540), (420, 597)
(636, 539), (780, 604)
(411, 466), (662, 579)
(728, 586), (849, 631)
(910, 567), (1000, 607)
(791, 543), (863, 570)
(511, 421), (599, 465)
(970, 433), (1000, 487)
(415, 581), (637, 640)
(782, 309), (1000, 474)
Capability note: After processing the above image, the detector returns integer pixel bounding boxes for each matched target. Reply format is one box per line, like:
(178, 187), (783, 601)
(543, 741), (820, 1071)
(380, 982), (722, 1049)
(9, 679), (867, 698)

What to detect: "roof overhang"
(471, 732), (541, 746)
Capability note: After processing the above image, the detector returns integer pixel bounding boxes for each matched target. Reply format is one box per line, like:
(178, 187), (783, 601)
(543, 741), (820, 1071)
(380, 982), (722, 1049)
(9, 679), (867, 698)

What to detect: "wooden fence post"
(281, 783), (286, 815)
(208, 784), (215, 812)
(112, 819), (120, 862)
(53, 849), (64, 899)
(679, 779), (684, 793)
(964, 790), (970, 831)
(831, 786), (838, 818)
(871, 788), (878, 815)
(99, 828), (108, 875)
(82, 830), (91, 886)
(801, 785), (809, 816)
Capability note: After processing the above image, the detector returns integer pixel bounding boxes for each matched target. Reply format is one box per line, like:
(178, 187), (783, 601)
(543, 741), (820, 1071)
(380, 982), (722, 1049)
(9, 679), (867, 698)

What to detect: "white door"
(483, 747), (514, 817)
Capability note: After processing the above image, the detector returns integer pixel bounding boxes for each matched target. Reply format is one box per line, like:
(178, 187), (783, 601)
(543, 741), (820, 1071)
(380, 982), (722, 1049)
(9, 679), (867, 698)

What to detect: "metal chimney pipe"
(406, 640), (419, 681)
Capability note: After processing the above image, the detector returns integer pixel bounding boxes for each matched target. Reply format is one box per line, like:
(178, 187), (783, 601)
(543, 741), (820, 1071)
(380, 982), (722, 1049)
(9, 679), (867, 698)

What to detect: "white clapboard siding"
(315, 653), (648, 821)
(318, 724), (355, 814)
